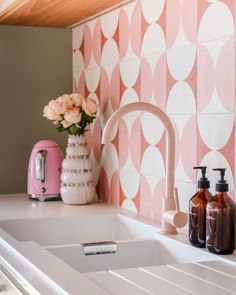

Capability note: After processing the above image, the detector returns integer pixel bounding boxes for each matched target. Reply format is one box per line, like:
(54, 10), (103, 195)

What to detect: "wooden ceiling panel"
(0, 0), (127, 27)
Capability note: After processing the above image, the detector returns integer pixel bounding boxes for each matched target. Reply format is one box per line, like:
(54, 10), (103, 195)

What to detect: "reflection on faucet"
(102, 102), (188, 234)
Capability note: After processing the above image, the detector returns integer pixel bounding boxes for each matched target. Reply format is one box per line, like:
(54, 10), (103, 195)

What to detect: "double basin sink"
(0, 213), (217, 274)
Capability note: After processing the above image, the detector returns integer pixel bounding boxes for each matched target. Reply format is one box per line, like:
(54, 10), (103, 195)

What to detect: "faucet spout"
(102, 102), (188, 234)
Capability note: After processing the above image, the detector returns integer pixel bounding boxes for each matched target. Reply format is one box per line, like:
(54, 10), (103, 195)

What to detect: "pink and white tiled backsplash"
(73, 0), (236, 223)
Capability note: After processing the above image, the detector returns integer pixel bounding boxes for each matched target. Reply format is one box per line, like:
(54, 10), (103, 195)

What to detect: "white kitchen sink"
(0, 214), (156, 246)
(0, 214), (217, 273)
(46, 238), (216, 273)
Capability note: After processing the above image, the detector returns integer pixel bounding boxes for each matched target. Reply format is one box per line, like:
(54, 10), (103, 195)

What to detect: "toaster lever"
(36, 150), (47, 182)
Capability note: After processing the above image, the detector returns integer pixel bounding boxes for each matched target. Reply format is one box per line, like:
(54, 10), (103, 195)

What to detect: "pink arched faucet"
(102, 102), (188, 234)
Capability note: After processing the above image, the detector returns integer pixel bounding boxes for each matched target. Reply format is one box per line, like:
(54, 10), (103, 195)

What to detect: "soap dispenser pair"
(189, 166), (235, 255)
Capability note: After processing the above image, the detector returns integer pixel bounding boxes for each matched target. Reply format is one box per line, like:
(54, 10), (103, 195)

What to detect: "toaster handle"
(36, 150), (47, 182)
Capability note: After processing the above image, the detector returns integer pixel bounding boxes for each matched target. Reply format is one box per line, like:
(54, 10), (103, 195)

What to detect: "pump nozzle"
(193, 166), (209, 189)
(194, 166), (207, 178)
(213, 168), (226, 181)
(213, 168), (228, 192)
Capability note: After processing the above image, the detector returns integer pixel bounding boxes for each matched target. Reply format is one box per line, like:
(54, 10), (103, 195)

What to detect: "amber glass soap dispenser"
(189, 166), (213, 247)
(206, 168), (235, 254)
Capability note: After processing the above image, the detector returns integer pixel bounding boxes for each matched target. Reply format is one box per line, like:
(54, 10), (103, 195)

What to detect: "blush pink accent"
(182, 0), (197, 43)
(28, 141), (63, 197)
(92, 118), (102, 164)
(130, 117), (141, 171)
(181, 115), (197, 181)
(154, 53), (167, 110)
(166, 0), (181, 48)
(119, 8), (129, 59)
(141, 57), (153, 103)
(197, 44), (215, 112)
(84, 25), (92, 69)
(171, 120), (181, 169)
(216, 37), (235, 112)
(153, 178), (166, 223)
(140, 175), (152, 218)
(219, 126), (234, 175)
(93, 19), (101, 65)
(110, 64), (121, 111)
(130, 1), (142, 56)
(99, 67), (109, 113)
(198, 0), (211, 27)
(197, 128), (211, 164)
(119, 118), (130, 168)
(110, 170), (120, 205)
(78, 73), (85, 97)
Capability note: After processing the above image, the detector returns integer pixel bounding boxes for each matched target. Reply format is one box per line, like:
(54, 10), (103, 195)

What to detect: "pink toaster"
(27, 140), (64, 201)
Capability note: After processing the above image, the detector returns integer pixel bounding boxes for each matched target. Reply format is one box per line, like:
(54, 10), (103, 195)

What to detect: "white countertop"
(0, 194), (236, 295)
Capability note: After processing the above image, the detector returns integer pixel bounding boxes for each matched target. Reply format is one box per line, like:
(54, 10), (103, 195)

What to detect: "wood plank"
(141, 265), (233, 295)
(169, 263), (236, 294)
(111, 268), (192, 295)
(0, 0), (129, 27)
(85, 271), (151, 295)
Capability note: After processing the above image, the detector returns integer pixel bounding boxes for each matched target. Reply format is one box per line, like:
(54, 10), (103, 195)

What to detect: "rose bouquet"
(43, 93), (98, 136)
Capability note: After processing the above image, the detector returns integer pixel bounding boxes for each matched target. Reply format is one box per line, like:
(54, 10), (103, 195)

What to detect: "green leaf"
(69, 124), (80, 135)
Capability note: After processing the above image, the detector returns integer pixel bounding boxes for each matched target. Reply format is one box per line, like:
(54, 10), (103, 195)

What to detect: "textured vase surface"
(60, 134), (95, 204)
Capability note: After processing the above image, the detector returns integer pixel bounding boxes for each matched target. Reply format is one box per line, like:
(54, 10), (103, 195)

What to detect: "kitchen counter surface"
(0, 194), (236, 295)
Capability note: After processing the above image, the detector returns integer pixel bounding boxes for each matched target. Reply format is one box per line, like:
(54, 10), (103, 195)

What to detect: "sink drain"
(81, 241), (118, 255)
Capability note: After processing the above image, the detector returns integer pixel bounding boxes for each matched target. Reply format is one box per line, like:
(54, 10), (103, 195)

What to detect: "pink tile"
(119, 8), (130, 60)
(197, 44), (215, 112)
(181, 115), (197, 182)
(140, 174), (153, 218)
(130, 116), (141, 171)
(93, 19), (102, 65)
(216, 36), (235, 112)
(153, 53), (167, 111)
(72, 0), (236, 219)
(95, 67), (109, 113)
(118, 118), (130, 169)
(166, 0), (181, 48)
(182, 0), (198, 44)
(83, 24), (92, 69)
(110, 64), (121, 111)
(110, 170), (120, 206)
(99, 168), (109, 202)
(140, 57), (153, 103)
(130, 1), (142, 56)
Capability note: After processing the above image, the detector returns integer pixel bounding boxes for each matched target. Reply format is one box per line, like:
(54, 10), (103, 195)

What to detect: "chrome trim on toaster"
(36, 150), (47, 183)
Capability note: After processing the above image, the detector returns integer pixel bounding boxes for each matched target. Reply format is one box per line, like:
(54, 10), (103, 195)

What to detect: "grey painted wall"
(0, 25), (72, 194)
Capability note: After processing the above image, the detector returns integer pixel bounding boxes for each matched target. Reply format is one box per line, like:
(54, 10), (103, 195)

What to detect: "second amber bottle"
(189, 166), (213, 247)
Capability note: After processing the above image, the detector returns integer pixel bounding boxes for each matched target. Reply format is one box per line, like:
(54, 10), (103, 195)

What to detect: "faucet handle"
(174, 187), (180, 212)
(162, 187), (188, 233)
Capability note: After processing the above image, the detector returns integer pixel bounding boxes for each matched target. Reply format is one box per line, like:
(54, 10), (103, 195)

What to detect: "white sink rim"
(0, 213), (159, 246)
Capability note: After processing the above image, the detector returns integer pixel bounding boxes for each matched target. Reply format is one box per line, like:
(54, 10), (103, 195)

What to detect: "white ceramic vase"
(60, 134), (95, 205)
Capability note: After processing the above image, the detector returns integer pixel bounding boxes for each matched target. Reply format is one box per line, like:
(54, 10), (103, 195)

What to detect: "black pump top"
(194, 166), (210, 189)
(213, 168), (228, 192)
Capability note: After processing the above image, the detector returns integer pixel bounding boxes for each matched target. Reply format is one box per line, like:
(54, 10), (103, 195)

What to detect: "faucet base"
(161, 222), (178, 235)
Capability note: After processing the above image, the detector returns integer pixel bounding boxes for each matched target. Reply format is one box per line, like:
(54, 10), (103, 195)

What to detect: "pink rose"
(58, 94), (73, 109)
(71, 93), (83, 107)
(64, 109), (81, 124)
(81, 97), (98, 116)
(43, 100), (63, 121)
(53, 99), (67, 115)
